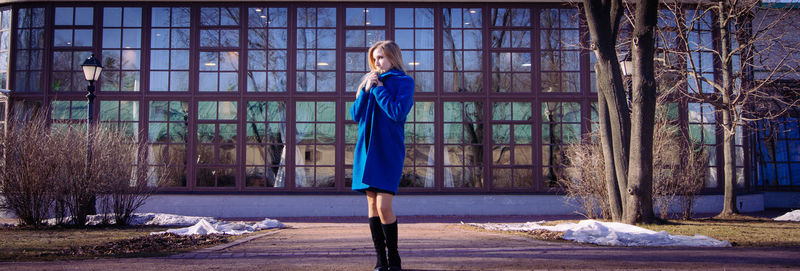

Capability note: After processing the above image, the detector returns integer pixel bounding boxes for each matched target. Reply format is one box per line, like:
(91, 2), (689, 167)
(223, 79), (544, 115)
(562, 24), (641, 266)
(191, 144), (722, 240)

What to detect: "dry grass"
(0, 225), (260, 261)
(641, 217), (800, 247)
(467, 216), (800, 247)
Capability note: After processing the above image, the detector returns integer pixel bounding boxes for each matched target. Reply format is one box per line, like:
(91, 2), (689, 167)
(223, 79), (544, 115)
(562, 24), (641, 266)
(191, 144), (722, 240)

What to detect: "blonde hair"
(356, 40), (406, 93)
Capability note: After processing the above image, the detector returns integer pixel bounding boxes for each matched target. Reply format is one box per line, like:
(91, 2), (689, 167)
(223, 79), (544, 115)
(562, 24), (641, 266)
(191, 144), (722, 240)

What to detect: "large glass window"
(147, 101), (188, 187)
(295, 101), (336, 187)
(688, 102), (718, 188)
(0, 8), (10, 89)
(344, 7), (386, 93)
(490, 8), (532, 93)
(199, 7), (240, 92)
(245, 101), (287, 188)
(99, 100), (139, 140)
(14, 8), (45, 92)
(686, 10), (715, 94)
(443, 101), (484, 188)
(443, 8), (483, 93)
(247, 7), (288, 92)
(753, 117), (800, 188)
(296, 7), (336, 92)
(492, 101), (534, 188)
(150, 7), (190, 92)
(52, 6), (93, 92)
(196, 101), (238, 187)
(101, 7), (142, 92)
(401, 101), (436, 188)
(395, 8), (434, 93)
(539, 8), (580, 93)
(542, 102), (581, 187)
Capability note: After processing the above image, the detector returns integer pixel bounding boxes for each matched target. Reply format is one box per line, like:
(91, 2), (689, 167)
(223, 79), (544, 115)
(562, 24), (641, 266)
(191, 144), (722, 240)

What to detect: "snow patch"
(151, 218), (285, 236)
(774, 210), (800, 221)
(470, 219), (731, 247)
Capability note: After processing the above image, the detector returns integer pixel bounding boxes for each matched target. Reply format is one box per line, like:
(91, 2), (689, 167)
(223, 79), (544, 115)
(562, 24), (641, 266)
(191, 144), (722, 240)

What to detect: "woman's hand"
(365, 72), (383, 92)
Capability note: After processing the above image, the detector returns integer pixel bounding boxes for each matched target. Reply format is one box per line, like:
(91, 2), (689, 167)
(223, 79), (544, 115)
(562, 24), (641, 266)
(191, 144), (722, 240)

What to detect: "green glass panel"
(267, 101), (285, 122)
(197, 123), (215, 143)
(345, 101), (354, 121)
(444, 123), (462, 144)
(149, 101), (168, 121)
(120, 101), (138, 121)
(317, 101), (336, 122)
(514, 124), (532, 144)
(317, 123), (335, 144)
(345, 123), (358, 144)
(512, 102), (531, 121)
(296, 123), (314, 141)
(415, 123), (434, 144)
(247, 101), (266, 122)
(148, 122), (167, 142)
(415, 102), (434, 122)
(493, 124), (510, 144)
(296, 102), (314, 122)
(563, 102), (580, 122)
(100, 100), (119, 121)
(492, 102), (511, 121)
(169, 123), (186, 143)
(198, 101), (216, 120)
(564, 124), (580, 143)
(444, 102), (462, 122)
(219, 123), (237, 143)
(247, 123), (266, 143)
(169, 101), (187, 121)
(71, 101), (88, 120)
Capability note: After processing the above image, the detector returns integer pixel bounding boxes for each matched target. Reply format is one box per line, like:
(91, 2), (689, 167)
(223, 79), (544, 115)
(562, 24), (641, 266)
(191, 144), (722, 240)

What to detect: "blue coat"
(350, 68), (415, 194)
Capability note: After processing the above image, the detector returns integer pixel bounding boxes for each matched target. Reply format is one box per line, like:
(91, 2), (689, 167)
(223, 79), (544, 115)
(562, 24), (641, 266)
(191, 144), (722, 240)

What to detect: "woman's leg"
(375, 192), (395, 224)
(377, 193), (401, 270)
(366, 191), (388, 270)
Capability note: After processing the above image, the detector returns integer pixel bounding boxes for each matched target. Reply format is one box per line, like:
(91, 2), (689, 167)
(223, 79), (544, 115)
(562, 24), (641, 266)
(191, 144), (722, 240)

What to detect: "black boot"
(382, 220), (401, 271)
(369, 217), (388, 271)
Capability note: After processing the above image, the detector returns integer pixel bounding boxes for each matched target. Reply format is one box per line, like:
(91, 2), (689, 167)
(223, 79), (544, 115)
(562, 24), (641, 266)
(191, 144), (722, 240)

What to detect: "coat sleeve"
(371, 76), (415, 123)
(350, 88), (370, 121)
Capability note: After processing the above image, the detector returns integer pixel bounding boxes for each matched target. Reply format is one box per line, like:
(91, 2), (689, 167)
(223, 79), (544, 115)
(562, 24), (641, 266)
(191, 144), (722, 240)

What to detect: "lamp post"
(619, 55), (633, 108)
(80, 54), (102, 216)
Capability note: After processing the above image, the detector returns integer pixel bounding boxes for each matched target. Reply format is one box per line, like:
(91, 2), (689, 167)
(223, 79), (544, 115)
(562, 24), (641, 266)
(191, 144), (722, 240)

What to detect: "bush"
(1, 108), (166, 227)
(0, 111), (59, 227)
(561, 102), (707, 220)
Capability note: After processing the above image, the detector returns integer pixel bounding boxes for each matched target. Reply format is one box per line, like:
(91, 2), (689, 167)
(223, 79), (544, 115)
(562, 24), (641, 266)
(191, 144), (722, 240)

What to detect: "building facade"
(0, 1), (797, 216)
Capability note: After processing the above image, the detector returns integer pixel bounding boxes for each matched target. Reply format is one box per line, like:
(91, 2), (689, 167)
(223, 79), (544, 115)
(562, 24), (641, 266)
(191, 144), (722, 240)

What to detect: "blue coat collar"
(379, 68), (405, 80)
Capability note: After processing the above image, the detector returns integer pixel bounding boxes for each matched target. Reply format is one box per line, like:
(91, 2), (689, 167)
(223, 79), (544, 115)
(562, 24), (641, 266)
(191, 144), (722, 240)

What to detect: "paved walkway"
(2, 216), (800, 270)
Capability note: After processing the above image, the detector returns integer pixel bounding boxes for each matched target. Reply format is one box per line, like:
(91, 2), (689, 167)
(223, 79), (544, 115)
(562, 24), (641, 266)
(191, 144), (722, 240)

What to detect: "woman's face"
(372, 47), (392, 71)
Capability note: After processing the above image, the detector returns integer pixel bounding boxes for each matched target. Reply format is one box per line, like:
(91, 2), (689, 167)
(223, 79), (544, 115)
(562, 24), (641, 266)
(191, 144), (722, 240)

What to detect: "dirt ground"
(2, 217), (799, 270)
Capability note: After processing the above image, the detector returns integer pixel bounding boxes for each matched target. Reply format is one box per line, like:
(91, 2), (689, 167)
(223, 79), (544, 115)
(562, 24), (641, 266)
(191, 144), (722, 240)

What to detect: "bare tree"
(582, 0), (660, 224)
(661, 1), (800, 217)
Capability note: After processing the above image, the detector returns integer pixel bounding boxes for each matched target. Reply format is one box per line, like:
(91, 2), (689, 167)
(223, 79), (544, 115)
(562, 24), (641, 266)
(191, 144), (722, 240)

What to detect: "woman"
(350, 40), (414, 271)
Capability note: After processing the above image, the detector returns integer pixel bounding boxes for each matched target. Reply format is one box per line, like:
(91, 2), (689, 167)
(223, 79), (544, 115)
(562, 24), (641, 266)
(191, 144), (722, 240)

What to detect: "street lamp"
(619, 54), (633, 108)
(80, 54), (102, 216)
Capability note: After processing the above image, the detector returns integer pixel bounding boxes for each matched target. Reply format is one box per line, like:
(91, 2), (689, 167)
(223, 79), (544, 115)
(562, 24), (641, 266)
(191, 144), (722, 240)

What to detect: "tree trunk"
(624, 0), (658, 224)
(598, 88), (623, 221)
(717, 1), (739, 217)
(582, 0), (631, 222)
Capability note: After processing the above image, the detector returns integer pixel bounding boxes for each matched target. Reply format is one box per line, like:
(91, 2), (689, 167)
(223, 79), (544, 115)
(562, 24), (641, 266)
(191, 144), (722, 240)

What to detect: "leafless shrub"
(563, 101), (708, 220)
(652, 104), (708, 220)
(97, 129), (168, 226)
(1, 108), (166, 227)
(560, 133), (610, 220)
(0, 110), (58, 227)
